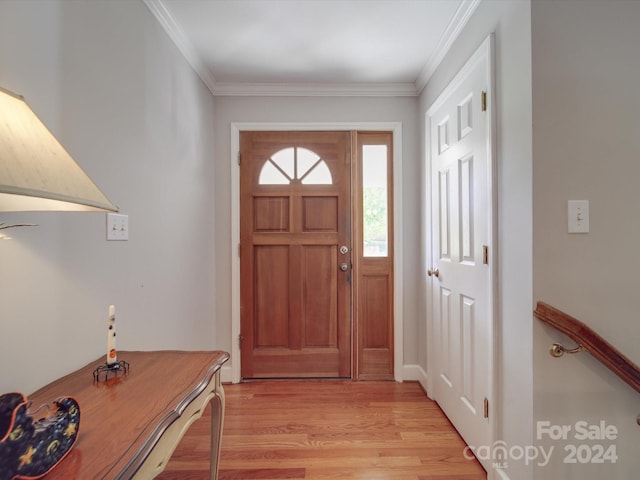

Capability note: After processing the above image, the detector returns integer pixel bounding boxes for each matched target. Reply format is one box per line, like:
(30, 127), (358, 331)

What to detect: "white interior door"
(427, 36), (494, 471)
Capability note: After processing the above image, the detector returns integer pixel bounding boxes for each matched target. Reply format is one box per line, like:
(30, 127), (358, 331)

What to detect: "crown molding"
(143, 0), (217, 94)
(415, 0), (481, 94)
(145, 0), (480, 98)
(212, 82), (419, 97)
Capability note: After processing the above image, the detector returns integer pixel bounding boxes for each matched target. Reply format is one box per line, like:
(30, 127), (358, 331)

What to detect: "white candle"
(107, 305), (117, 365)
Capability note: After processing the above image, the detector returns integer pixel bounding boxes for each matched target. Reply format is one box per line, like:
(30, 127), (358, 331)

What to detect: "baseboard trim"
(399, 364), (430, 397)
(494, 468), (511, 480)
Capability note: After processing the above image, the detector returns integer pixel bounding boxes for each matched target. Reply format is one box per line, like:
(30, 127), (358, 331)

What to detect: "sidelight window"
(362, 145), (388, 257)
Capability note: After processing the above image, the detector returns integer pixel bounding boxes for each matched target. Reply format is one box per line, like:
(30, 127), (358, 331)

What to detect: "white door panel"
(428, 36), (494, 472)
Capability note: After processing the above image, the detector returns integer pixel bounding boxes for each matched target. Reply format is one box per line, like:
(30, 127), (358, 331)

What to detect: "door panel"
(240, 131), (351, 378)
(254, 245), (289, 347)
(302, 245), (337, 347)
(253, 197), (289, 231)
(428, 39), (493, 470)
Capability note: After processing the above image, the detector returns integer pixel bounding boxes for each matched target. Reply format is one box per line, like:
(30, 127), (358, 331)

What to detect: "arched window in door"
(258, 147), (332, 185)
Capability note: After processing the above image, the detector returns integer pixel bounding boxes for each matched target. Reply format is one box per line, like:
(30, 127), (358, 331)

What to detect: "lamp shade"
(0, 87), (118, 212)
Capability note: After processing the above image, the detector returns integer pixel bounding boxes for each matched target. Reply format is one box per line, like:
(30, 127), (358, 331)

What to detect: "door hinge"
(238, 243), (241, 257)
(483, 245), (489, 265)
(481, 91), (487, 112)
(237, 152), (241, 165)
(484, 397), (489, 419)
(239, 334), (244, 348)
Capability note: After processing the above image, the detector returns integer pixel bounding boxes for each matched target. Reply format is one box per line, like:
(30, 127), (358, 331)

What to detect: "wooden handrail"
(534, 302), (640, 395)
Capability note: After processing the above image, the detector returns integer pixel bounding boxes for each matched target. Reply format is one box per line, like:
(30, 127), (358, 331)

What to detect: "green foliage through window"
(363, 186), (388, 256)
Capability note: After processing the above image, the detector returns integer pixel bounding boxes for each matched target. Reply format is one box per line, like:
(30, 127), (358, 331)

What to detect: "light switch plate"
(568, 200), (589, 233)
(107, 213), (129, 241)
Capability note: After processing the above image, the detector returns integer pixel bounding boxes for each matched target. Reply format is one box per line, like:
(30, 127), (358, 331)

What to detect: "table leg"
(209, 374), (225, 480)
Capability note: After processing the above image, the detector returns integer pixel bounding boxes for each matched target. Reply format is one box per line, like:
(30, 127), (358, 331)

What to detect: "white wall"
(0, 0), (219, 394)
(532, 0), (640, 478)
(212, 95), (420, 372)
(420, 1), (533, 479)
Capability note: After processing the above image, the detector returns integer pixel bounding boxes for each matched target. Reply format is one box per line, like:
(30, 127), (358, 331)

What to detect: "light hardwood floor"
(157, 380), (486, 480)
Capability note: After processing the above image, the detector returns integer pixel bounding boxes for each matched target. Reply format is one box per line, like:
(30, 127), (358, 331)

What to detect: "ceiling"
(144, 0), (479, 96)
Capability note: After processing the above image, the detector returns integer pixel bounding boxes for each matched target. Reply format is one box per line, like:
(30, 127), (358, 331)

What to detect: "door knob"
(427, 267), (440, 278)
(339, 263), (349, 272)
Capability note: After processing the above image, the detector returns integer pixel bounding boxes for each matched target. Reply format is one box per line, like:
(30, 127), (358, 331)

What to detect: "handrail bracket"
(549, 342), (584, 358)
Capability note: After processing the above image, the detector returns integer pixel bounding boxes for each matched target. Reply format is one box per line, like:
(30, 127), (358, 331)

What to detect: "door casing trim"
(230, 122), (403, 383)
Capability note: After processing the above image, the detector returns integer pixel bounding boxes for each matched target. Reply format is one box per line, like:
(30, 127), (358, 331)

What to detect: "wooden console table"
(28, 350), (229, 479)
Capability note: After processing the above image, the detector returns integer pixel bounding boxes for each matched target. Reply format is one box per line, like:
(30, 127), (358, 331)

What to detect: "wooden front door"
(240, 131), (352, 378)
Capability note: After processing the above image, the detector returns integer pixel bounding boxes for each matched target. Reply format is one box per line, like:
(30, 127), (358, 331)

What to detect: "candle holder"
(92, 360), (130, 382)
